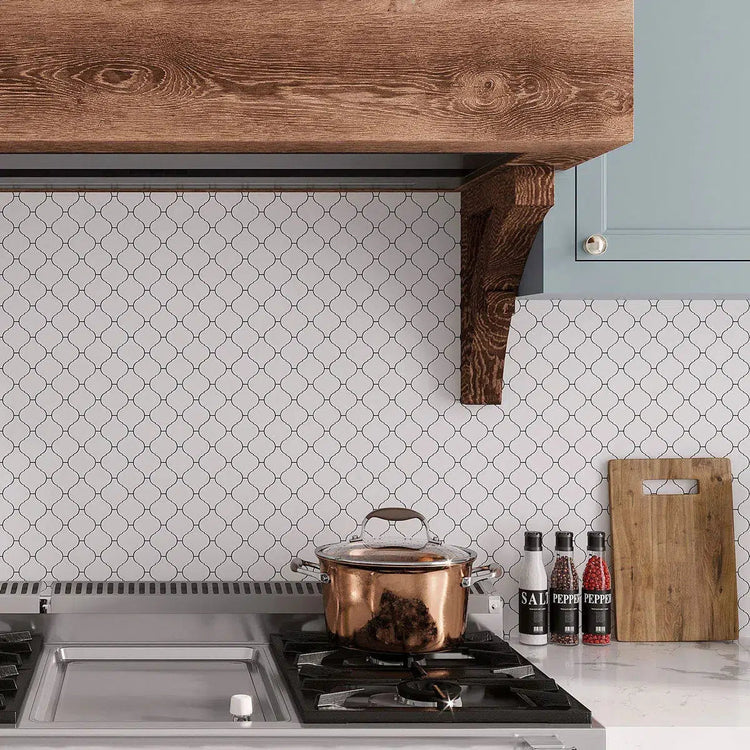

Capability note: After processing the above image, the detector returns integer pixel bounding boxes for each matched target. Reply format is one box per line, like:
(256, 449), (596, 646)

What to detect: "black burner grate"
(0, 632), (43, 725)
(270, 631), (592, 725)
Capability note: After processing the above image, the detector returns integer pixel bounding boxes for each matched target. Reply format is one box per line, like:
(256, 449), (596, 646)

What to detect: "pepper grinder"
(549, 531), (580, 645)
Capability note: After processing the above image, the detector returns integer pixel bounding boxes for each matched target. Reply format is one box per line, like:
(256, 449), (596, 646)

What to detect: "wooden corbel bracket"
(460, 165), (554, 404)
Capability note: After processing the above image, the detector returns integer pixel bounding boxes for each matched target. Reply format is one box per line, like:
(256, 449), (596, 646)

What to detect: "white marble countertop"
(514, 638), (750, 749)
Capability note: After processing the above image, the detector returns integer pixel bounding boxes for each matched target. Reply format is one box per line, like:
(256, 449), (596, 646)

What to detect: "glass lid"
(316, 508), (476, 568)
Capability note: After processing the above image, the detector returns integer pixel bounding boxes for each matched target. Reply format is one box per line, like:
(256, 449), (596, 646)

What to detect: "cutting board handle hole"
(642, 479), (699, 495)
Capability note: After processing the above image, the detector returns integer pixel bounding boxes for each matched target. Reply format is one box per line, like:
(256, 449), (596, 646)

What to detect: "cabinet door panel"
(576, 0), (750, 264)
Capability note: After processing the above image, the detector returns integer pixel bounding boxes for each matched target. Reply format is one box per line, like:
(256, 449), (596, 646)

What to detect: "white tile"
(0, 191), (748, 634)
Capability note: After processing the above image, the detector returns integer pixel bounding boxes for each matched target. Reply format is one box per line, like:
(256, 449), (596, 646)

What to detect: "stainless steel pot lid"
(315, 508), (477, 568)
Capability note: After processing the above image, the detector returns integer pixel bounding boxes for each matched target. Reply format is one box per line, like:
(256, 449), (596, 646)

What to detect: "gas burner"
(286, 634), (526, 675)
(364, 653), (425, 668)
(397, 679), (463, 709)
(316, 681), (464, 711)
(297, 648), (427, 671)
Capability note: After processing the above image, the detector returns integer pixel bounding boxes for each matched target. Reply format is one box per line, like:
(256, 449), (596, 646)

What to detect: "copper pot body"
(318, 557), (472, 653)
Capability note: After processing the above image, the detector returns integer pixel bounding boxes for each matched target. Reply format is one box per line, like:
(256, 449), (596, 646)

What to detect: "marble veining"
(515, 639), (750, 728)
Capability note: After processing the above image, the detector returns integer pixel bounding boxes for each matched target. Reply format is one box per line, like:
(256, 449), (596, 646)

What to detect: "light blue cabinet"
(521, 1), (750, 298)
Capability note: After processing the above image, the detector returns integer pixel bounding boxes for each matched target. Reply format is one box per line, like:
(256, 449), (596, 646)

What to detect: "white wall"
(0, 191), (747, 634)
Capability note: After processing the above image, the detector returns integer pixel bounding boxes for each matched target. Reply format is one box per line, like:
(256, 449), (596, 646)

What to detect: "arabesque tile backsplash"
(0, 191), (747, 634)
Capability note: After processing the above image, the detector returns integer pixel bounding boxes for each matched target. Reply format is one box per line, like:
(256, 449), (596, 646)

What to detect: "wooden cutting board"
(609, 458), (738, 642)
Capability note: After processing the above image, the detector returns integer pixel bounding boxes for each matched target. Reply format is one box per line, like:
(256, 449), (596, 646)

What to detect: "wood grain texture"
(0, 0), (633, 166)
(460, 165), (553, 404)
(609, 458), (739, 642)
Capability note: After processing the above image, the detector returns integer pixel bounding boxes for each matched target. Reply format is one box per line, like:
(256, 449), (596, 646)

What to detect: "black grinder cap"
(524, 531), (543, 551)
(555, 531), (574, 552)
(587, 531), (606, 552)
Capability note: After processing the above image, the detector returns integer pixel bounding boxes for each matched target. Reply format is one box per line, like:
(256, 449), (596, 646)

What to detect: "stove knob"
(230, 694), (253, 721)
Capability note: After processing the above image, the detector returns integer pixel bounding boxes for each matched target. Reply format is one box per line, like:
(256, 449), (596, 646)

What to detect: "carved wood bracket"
(460, 166), (554, 404)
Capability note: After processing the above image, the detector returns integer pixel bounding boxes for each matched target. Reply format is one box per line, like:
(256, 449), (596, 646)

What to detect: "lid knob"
(230, 694), (253, 721)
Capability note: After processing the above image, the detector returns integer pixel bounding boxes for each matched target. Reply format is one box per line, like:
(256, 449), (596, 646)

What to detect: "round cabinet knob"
(230, 694), (253, 721)
(583, 234), (608, 256)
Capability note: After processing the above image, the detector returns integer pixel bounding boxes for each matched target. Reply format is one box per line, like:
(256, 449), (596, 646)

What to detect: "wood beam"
(460, 165), (554, 404)
(0, 0), (632, 168)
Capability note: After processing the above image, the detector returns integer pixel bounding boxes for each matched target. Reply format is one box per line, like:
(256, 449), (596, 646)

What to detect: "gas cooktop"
(270, 631), (592, 724)
(0, 631), (43, 725)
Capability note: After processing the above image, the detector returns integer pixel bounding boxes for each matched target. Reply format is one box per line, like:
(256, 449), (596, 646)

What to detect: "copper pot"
(291, 508), (501, 654)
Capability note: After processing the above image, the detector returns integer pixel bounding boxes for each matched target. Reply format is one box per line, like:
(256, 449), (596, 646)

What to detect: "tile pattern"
(0, 191), (747, 635)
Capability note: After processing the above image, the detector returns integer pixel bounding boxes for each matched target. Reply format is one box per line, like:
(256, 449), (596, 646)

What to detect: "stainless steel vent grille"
(0, 582), (40, 595)
(0, 580), (486, 597)
(0, 579), (493, 617)
(47, 581), (324, 596)
(0, 580), (329, 614)
(45, 581), (486, 595)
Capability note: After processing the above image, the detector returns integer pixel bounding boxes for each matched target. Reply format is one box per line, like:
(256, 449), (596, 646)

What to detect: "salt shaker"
(518, 531), (549, 646)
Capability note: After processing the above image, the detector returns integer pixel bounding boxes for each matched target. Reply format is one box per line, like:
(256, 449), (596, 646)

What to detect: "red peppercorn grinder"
(582, 531), (612, 645)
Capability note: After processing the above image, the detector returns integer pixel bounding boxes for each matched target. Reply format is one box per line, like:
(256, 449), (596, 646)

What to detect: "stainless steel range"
(0, 581), (604, 750)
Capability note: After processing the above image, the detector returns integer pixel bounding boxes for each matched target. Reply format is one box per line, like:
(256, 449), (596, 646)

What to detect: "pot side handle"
(461, 563), (502, 589)
(290, 558), (330, 584)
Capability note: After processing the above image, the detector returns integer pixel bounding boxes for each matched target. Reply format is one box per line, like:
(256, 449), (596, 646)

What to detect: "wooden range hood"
(1, 0), (633, 404)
